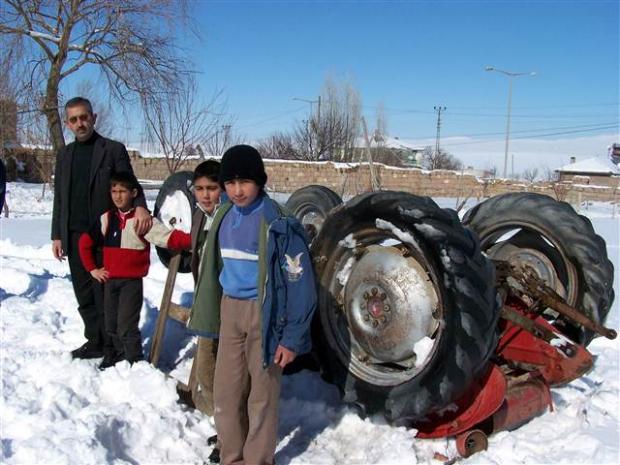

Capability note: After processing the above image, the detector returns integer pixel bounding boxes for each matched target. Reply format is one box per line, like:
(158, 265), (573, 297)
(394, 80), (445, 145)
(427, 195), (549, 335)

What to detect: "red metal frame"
(417, 301), (591, 446)
(496, 311), (593, 386)
(416, 365), (506, 439)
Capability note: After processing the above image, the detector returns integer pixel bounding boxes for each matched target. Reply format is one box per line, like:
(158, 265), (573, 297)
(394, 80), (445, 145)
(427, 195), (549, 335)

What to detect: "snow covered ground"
(1, 182), (618, 465)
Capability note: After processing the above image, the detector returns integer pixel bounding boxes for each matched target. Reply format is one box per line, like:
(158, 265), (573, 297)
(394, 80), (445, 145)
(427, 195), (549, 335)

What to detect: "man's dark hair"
(193, 160), (220, 183)
(64, 97), (93, 114)
(110, 171), (142, 193)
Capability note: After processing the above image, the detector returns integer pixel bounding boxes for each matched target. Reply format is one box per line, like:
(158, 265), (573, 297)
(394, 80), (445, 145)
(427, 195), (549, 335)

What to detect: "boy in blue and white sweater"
(186, 145), (316, 465)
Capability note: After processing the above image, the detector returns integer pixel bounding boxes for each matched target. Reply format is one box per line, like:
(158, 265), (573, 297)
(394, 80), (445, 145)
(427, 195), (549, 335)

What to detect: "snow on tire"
(463, 192), (614, 345)
(311, 191), (500, 424)
(153, 171), (194, 273)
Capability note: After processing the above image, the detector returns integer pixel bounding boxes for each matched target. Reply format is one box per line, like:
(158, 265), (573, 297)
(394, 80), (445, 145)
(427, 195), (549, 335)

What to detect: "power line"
(442, 124), (619, 146)
(444, 122), (620, 139)
(390, 122), (619, 144)
(359, 104), (618, 119)
(234, 105), (307, 130)
(445, 102), (619, 110)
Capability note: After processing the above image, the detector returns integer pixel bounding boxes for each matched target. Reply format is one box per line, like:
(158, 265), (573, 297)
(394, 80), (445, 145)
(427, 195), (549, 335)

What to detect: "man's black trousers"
(104, 278), (144, 362)
(68, 231), (108, 350)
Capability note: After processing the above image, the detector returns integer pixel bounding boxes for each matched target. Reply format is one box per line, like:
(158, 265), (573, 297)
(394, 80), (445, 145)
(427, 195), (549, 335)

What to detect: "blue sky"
(186, 0), (618, 149)
(59, 0), (617, 170)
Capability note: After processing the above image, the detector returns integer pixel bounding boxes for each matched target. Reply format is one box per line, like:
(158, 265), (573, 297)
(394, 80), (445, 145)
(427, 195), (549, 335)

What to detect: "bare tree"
(375, 102), (388, 143)
(552, 181), (572, 202)
(294, 76), (362, 162)
(257, 132), (299, 160)
(369, 103), (406, 166)
(0, 41), (53, 201)
(522, 167), (539, 183)
(203, 122), (245, 159)
(421, 145), (463, 170)
(1, 0), (195, 152)
(143, 78), (227, 173)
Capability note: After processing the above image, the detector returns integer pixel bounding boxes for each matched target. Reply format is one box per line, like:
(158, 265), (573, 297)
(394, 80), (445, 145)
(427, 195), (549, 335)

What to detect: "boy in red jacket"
(79, 171), (188, 370)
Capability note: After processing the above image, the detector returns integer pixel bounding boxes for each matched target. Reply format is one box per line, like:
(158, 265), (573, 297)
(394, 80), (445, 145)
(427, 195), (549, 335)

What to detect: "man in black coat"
(51, 97), (152, 360)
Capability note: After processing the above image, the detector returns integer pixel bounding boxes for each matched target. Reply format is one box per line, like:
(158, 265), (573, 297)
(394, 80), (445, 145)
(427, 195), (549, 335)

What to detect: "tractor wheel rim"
(325, 230), (442, 386)
(345, 245), (437, 363)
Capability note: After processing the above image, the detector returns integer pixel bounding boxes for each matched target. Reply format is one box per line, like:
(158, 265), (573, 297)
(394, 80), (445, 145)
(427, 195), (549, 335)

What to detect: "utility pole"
(434, 106), (446, 157)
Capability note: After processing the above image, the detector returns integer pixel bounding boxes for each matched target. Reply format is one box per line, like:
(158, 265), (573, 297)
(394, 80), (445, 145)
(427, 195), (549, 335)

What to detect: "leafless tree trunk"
(1, 0), (195, 152)
(361, 117), (380, 191)
(143, 78), (227, 174)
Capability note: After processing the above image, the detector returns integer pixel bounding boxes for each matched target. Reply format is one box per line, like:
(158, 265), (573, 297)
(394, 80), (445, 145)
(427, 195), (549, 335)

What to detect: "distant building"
(609, 143), (620, 165)
(556, 156), (619, 187)
(353, 135), (426, 167)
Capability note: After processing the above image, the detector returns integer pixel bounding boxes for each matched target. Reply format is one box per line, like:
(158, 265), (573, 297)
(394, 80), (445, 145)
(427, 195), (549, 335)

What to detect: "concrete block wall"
(9, 149), (619, 204)
(130, 156), (619, 203)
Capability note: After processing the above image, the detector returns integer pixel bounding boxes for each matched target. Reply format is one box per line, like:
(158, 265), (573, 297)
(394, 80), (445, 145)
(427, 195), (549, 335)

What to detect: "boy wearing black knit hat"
(186, 144), (317, 465)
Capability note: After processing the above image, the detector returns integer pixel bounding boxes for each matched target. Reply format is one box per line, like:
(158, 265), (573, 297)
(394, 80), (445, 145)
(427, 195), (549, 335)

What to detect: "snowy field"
(1, 182), (618, 465)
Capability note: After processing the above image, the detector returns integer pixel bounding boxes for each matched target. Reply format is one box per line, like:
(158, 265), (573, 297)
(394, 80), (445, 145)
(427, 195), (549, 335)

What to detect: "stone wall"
(5, 148), (619, 204)
(129, 155), (620, 204)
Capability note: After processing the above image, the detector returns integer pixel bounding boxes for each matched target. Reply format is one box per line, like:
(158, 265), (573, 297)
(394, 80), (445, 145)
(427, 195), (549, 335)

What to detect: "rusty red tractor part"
(285, 188), (616, 459)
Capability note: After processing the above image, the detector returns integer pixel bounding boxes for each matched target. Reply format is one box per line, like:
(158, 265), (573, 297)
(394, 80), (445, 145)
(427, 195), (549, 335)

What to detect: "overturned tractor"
(285, 186), (615, 457)
(153, 176), (616, 458)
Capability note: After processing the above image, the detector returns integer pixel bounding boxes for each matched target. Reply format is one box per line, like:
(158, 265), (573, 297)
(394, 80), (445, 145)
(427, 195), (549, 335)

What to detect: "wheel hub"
(490, 242), (567, 299)
(344, 245), (439, 365)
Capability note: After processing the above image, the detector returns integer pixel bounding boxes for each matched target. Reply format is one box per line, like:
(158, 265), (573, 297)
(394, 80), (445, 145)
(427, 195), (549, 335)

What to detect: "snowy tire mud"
(153, 171), (195, 273)
(285, 185), (343, 242)
(463, 192), (615, 345)
(311, 191), (500, 424)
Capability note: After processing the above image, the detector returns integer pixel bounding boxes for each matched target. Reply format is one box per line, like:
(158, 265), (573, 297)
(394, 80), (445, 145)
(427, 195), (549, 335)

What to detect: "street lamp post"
(485, 66), (536, 178)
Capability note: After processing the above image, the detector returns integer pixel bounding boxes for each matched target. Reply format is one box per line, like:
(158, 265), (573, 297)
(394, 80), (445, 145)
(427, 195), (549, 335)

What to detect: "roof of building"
(556, 157), (620, 175)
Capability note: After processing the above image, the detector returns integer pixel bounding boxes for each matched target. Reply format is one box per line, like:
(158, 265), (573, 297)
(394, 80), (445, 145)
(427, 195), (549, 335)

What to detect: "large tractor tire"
(285, 185), (343, 243)
(311, 191), (500, 425)
(463, 192), (614, 345)
(153, 171), (194, 273)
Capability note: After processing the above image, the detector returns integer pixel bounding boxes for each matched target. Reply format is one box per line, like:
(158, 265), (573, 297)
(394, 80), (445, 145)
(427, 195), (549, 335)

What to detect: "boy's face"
(193, 176), (222, 214)
(111, 184), (137, 211)
(65, 104), (97, 142)
(224, 179), (260, 208)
